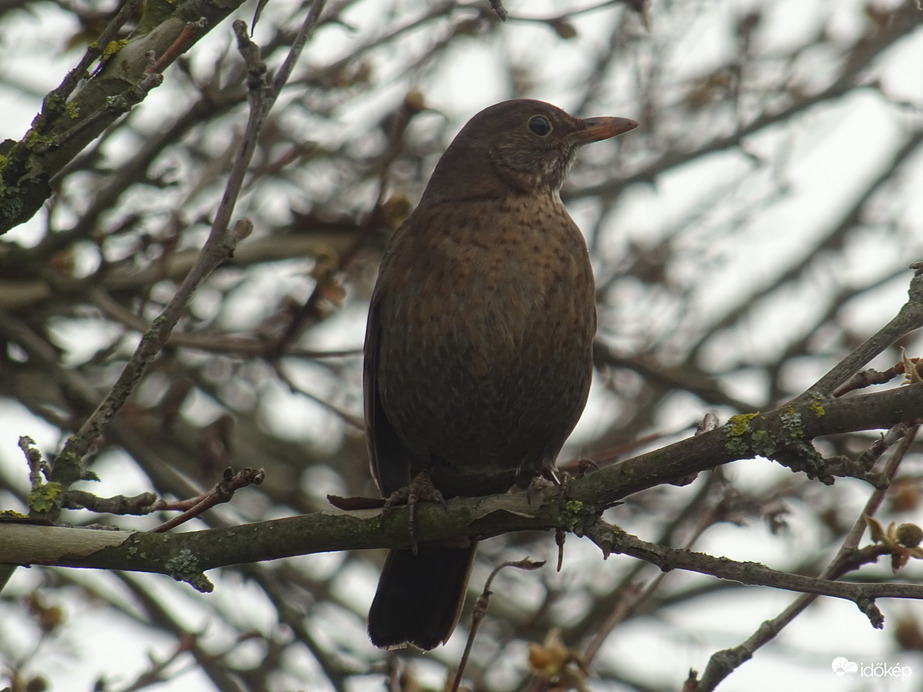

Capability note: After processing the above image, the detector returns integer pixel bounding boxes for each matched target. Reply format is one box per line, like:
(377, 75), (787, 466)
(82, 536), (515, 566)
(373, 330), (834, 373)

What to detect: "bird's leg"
(525, 463), (584, 572)
(381, 471), (446, 555)
(525, 463), (563, 504)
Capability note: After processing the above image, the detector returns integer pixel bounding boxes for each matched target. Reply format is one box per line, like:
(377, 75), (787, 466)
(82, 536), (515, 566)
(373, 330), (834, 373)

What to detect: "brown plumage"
(364, 99), (637, 650)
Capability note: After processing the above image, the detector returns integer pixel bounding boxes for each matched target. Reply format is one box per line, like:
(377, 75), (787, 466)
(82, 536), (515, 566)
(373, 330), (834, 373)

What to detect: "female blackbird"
(364, 99), (637, 649)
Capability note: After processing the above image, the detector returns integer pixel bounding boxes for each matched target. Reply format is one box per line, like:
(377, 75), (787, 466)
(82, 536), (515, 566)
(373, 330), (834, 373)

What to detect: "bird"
(363, 98), (637, 650)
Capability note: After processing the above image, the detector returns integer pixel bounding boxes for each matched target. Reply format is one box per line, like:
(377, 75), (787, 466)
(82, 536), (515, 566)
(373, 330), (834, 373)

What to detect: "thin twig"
(150, 467), (265, 533)
(802, 265), (923, 398)
(51, 218), (253, 486)
(44, 2), (330, 492)
(44, 0), (144, 106)
(451, 559), (546, 692)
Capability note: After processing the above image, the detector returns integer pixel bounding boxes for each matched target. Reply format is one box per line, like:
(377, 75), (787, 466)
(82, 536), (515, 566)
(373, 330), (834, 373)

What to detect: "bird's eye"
(528, 115), (552, 136)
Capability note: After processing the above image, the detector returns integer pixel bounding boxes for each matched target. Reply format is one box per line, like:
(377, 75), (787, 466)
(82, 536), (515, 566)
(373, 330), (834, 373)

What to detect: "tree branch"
(0, 0), (253, 233)
(0, 468), (917, 616)
(694, 424), (919, 690)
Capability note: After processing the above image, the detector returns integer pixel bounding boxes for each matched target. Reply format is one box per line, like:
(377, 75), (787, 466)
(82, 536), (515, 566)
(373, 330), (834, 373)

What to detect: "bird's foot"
(573, 457), (599, 478)
(381, 471), (446, 555)
(526, 463), (598, 572)
(523, 460), (566, 504)
(525, 474), (558, 504)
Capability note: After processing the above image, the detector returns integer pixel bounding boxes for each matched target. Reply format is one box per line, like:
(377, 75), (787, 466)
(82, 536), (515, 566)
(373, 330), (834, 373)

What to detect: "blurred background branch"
(1, 1), (922, 690)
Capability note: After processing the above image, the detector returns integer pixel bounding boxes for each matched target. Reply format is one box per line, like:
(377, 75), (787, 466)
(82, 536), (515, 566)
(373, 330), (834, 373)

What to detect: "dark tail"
(368, 543), (476, 650)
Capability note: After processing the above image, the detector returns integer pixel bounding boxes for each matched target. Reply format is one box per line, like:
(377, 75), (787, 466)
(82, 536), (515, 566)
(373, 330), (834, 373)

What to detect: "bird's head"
(423, 99), (637, 200)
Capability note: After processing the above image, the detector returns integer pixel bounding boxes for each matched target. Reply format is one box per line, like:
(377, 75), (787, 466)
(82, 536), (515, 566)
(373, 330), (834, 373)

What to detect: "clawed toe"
(381, 471), (446, 554)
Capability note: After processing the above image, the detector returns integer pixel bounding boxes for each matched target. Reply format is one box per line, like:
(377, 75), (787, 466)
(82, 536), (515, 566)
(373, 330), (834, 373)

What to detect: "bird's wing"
(363, 298), (411, 496)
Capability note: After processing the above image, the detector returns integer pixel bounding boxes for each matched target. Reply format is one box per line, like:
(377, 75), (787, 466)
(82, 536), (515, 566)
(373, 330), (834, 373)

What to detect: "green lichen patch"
(165, 548), (213, 592)
(101, 39), (128, 60)
(724, 413), (760, 455)
(559, 498), (601, 534)
(750, 429), (776, 457)
(780, 406), (805, 439)
(24, 129), (53, 151)
(808, 392), (827, 417)
(29, 481), (63, 512)
(727, 413), (758, 436)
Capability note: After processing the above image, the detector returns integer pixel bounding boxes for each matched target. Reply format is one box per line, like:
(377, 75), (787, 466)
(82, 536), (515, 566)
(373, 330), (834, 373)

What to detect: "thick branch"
(0, 484), (915, 618)
(2, 382), (921, 572)
(0, 0), (250, 233)
(563, 383), (923, 509)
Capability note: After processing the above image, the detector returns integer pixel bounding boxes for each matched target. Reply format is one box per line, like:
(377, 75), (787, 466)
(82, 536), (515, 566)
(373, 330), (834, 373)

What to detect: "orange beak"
(572, 116), (638, 143)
